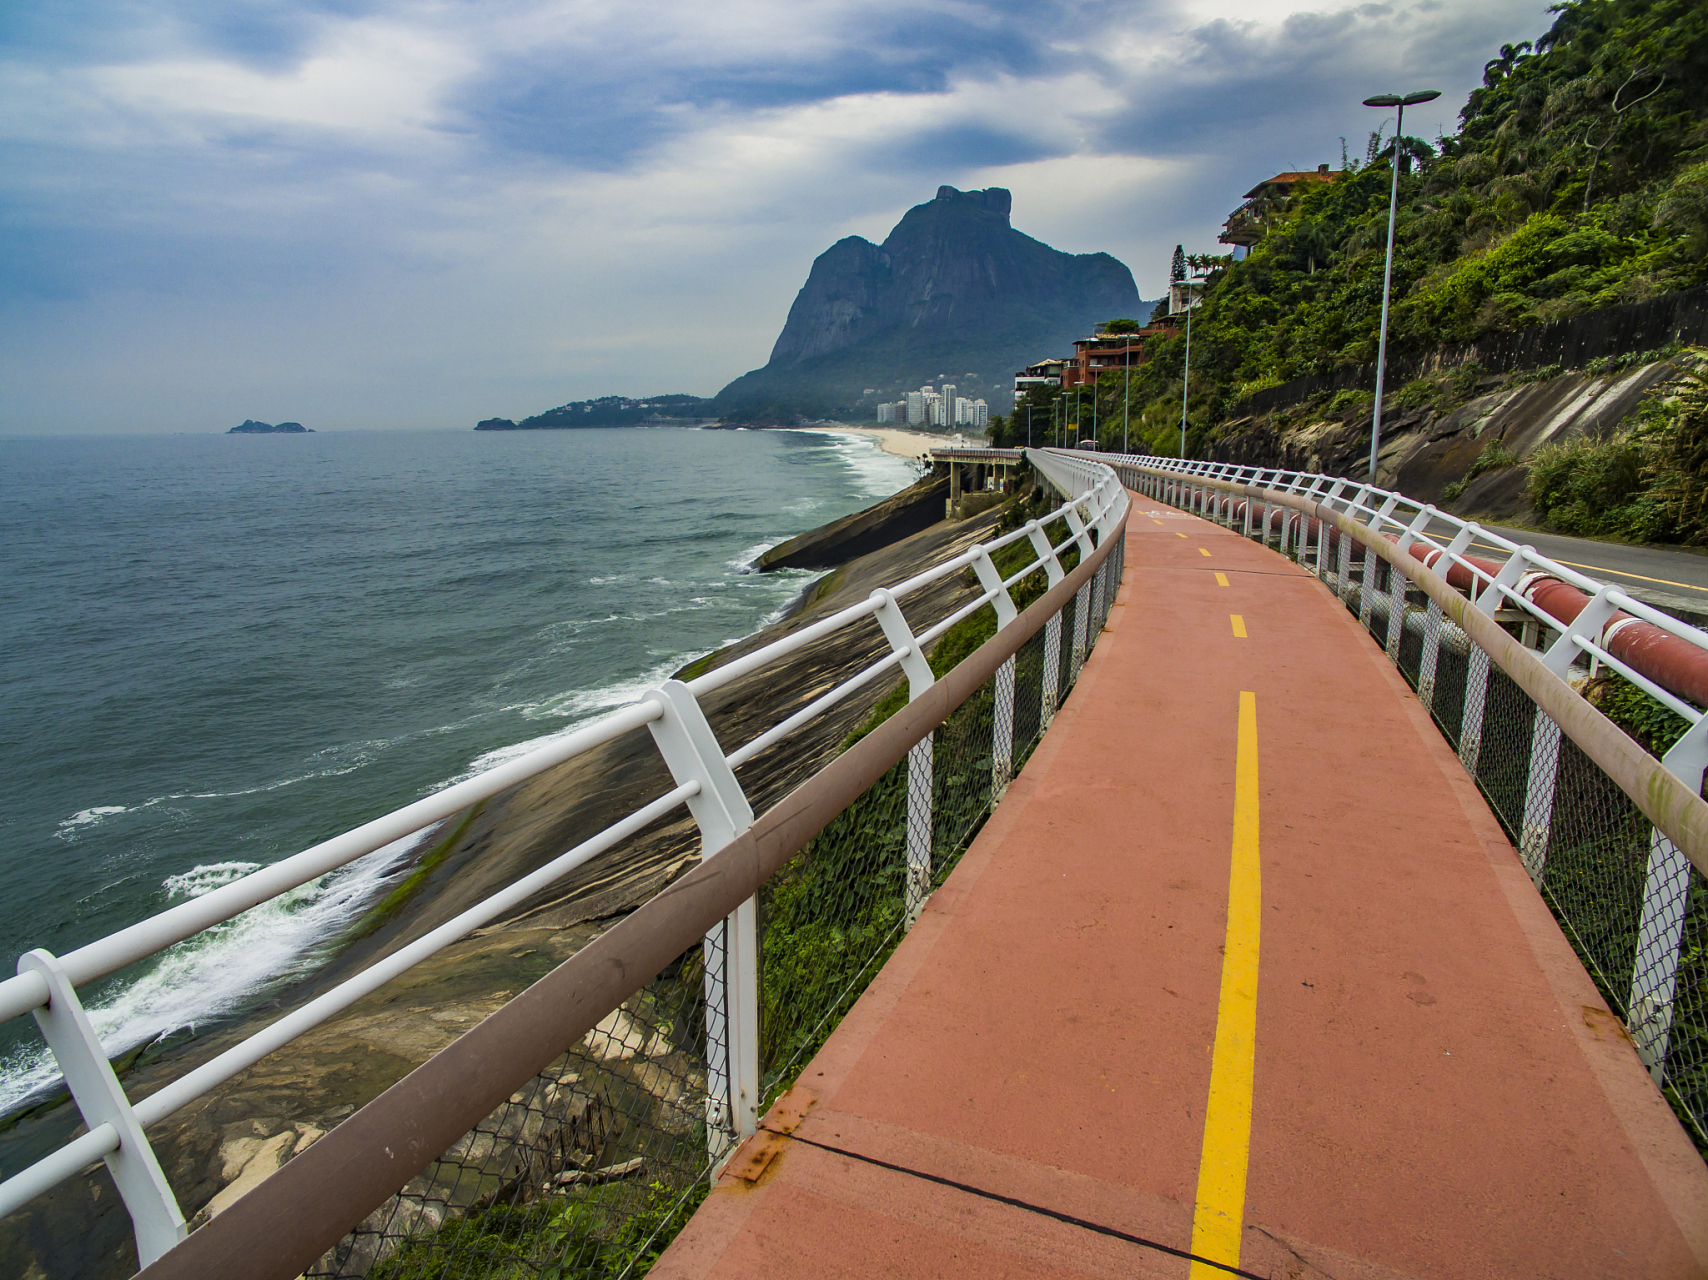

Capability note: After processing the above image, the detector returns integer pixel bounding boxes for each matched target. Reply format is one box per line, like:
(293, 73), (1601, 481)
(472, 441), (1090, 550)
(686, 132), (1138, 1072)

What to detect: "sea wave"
(0, 826), (429, 1120)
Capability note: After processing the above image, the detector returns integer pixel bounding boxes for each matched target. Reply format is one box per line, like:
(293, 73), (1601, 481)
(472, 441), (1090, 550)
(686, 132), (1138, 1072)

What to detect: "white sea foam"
(58, 805), (132, 832)
(0, 826), (430, 1119)
(728, 540), (779, 572)
(817, 431), (919, 498)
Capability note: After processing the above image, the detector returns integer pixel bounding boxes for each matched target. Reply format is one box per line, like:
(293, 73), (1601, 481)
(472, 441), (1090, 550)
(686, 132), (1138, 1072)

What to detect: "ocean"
(0, 425), (917, 1119)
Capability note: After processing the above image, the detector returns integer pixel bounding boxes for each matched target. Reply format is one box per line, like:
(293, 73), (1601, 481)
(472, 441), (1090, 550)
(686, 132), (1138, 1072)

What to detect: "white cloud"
(0, 0), (1556, 432)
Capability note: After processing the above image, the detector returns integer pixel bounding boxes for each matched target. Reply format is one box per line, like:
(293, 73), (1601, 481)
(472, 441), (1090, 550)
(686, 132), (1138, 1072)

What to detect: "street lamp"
(1123, 331), (1132, 455)
(1362, 88), (1441, 478)
(1179, 274), (1207, 459)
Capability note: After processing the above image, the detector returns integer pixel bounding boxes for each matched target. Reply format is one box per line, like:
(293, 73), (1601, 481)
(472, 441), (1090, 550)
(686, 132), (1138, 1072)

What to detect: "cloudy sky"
(2, 0), (1555, 433)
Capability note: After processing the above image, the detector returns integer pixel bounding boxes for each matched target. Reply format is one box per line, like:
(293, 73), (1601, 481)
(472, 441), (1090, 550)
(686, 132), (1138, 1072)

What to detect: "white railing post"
(871, 589), (938, 927)
(1386, 557), (1408, 660)
(1459, 644), (1492, 777)
(643, 681), (758, 1156)
(19, 949), (188, 1267)
(1418, 598), (1444, 709)
(1028, 523), (1067, 727)
(1517, 709), (1564, 882)
(970, 549), (1019, 797)
(1070, 577), (1092, 681)
(1359, 544), (1378, 630)
(1631, 717), (1708, 1079)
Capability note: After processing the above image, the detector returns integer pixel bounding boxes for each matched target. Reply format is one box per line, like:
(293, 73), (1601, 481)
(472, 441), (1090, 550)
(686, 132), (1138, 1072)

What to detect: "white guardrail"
(1104, 452), (1708, 727)
(0, 450), (1127, 1267)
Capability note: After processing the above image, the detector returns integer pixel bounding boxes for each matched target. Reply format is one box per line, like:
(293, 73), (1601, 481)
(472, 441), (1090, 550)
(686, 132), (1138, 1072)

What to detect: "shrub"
(1443, 438), (1519, 503)
(1328, 388), (1372, 415)
(1527, 432), (1660, 539)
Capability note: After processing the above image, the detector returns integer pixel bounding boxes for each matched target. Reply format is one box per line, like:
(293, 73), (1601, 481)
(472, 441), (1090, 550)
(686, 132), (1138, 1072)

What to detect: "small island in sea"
(229, 420), (312, 433)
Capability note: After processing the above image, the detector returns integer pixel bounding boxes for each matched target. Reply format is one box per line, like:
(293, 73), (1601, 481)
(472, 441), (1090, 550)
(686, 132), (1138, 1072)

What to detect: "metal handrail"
(0, 448), (1128, 1264)
(1089, 451), (1708, 721)
(1107, 451), (1708, 876)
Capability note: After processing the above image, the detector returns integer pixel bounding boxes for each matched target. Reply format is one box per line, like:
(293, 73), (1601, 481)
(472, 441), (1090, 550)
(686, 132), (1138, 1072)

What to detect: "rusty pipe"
(1170, 483), (1708, 712)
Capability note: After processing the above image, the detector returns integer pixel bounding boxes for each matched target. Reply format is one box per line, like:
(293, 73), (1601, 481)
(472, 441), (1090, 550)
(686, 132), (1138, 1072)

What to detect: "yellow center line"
(1177, 532), (1188, 539)
(1230, 614), (1247, 638)
(1189, 692), (1261, 1279)
(1199, 548), (1212, 558)
(1215, 572), (1229, 587)
(1466, 543), (1708, 595)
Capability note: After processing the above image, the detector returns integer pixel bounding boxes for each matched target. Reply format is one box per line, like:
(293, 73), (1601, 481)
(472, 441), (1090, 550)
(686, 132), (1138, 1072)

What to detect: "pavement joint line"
(769, 1129), (1267, 1280)
(1188, 691), (1261, 1279)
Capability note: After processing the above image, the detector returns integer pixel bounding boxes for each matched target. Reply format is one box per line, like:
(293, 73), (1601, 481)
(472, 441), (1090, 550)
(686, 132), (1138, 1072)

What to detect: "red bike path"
(653, 498), (1708, 1279)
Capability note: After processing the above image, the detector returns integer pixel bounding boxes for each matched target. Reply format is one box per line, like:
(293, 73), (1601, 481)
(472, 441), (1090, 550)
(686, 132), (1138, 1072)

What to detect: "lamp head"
(1364, 90), (1441, 107)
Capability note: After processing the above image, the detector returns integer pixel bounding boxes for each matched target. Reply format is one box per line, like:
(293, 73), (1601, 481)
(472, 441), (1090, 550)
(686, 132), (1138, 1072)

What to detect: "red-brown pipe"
(1201, 491), (1708, 712)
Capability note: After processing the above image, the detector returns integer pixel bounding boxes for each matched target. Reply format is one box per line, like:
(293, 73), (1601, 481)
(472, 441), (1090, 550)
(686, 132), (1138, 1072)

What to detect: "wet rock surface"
(1201, 358), (1688, 526)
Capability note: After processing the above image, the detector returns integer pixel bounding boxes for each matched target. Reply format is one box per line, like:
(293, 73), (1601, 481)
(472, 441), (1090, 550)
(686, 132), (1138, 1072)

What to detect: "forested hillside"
(995, 0), (1707, 456)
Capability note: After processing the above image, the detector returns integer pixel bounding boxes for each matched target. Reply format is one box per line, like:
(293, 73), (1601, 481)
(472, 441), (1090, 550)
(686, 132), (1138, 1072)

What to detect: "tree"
(1102, 318), (1142, 334)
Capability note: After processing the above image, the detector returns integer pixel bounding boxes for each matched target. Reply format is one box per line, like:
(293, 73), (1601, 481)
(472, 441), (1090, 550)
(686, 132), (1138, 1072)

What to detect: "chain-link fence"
(302, 535), (1125, 1279)
(1155, 474), (1708, 1152)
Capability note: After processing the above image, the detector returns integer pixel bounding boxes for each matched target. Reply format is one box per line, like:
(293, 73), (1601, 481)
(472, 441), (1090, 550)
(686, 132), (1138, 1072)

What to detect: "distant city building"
(906, 391), (925, 425)
(968, 399), (988, 429)
(941, 383), (957, 428)
(1015, 359), (1065, 397)
(877, 402), (897, 424)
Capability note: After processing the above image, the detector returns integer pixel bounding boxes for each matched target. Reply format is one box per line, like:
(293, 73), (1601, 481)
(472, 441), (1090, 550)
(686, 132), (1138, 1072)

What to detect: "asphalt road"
(1421, 518), (1708, 620)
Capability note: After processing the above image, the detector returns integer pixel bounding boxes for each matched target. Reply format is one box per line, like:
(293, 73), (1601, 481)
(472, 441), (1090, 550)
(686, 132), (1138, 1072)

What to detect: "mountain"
(713, 186), (1150, 423)
(475, 394), (715, 429)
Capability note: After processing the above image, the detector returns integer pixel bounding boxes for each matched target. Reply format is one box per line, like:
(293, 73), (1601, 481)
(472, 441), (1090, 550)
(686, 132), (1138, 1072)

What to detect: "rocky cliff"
(714, 186), (1146, 422)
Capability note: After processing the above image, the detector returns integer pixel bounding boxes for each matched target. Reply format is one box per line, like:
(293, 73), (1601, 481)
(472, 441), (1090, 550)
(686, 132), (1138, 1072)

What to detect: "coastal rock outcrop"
(228, 420), (311, 433)
(714, 185), (1149, 423)
(752, 474), (948, 570)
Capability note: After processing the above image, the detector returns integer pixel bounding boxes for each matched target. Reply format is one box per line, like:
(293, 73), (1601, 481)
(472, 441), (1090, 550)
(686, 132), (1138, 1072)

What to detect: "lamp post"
(1123, 333), (1132, 454)
(1178, 274), (1206, 458)
(1362, 88), (1440, 479)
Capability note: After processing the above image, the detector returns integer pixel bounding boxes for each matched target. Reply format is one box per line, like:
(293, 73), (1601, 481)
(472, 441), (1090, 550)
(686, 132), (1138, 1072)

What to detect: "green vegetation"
(1526, 361), (1708, 538)
(1442, 439), (1521, 502)
(1584, 670), (1691, 755)
(1031, 0), (1706, 460)
(370, 1177), (709, 1280)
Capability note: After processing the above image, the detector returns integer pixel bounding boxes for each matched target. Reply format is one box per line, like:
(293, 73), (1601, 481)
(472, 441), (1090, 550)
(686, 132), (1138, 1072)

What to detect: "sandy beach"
(796, 424), (970, 460)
